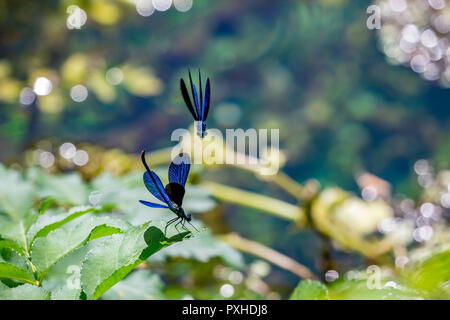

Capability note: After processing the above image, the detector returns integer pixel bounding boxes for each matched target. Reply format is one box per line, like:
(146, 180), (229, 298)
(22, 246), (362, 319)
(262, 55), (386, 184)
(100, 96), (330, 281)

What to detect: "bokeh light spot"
(136, 0), (155, 17)
(39, 151), (55, 168)
(362, 186), (378, 201)
(325, 270), (339, 282)
(228, 271), (244, 285)
(20, 87), (36, 105)
(59, 142), (76, 159)
(66, 5), (87, 29)
(70, 84), (88, 102)
(106, 67), (124, 85)
(33, 77), (52, 96)
(173, 0), (193, 12)
(219, 284), (234, 298)
(89, 190), (102, 206)
(152, 0), (172, 11)
(73, 150), (89, 166)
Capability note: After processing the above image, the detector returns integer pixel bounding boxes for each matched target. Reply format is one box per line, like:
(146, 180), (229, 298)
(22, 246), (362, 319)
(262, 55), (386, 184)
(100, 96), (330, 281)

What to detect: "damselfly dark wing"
(139, 200), (169, 209)
(168, 153), (190, 187)
(193, 70), (211, 122)
(140, 151), (174, 209)
(203, 78), (211, 121)
(188, 70), (200, 119)
(180, 69), (211, 134)
(180, 78), (199, 121)
(143, 171), (173, 207)
(165, 153), (191, 207)
(198, 70), (203, 121)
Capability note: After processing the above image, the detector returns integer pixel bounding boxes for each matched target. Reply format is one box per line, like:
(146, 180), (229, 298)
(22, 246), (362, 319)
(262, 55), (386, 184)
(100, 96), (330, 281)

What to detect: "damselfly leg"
(181, 219), (189, 232)
(164, 216), (180, 235)
(174, 219), (183, 233)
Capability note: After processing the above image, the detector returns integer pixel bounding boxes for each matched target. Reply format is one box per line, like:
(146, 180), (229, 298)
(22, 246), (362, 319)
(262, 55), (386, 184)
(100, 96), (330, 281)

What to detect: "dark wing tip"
(141, 150), (152, 173)
(141, 150), (146, 162)
(176, 152), (191, 163)
(203, 78), (211, 120)
(180, 77), (199, 120)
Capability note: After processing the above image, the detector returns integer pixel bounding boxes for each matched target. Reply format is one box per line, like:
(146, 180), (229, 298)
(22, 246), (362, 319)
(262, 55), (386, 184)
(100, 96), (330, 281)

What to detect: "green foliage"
(0, 164), (242, 300)
(290, 280), (329, 300)
(290, 250), (450, 300)
(407, 250), (450, 299)
(327, 279), (421, 300)
(0, 166), (191, 299)
(81, 225), (185, 300)
(90, 171), (243, 269)
(149, 229), (244, 268)
(0, 262), (37, 285)
(101, 269), (165, 300)
(27, 169), (89, 205)
(0, 283), (50, 300)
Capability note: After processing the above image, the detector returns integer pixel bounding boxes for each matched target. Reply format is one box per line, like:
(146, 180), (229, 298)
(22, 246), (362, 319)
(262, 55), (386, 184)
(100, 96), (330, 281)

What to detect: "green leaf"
(409, 250), (450, 297)
(328, 279), (422, 300)
(0, 283), (50, 300)
(0, 217), (30, 252)
(290, 280), (329, 300)
(149, 229), (244, 268)
(101, 269), (165, 300)
(0, 246), (31, 273)
(0, 164), (35, 220)
(28, 206), (96, 244)
(42, 243), (93, 300)
(0, 262), (37, 285)
(51, 286), (82, 300)
(0, 240), (25, 256)
(88, 225), (122, 241)
(31, 214), (128, 280)
(38, 198), (55, 214)
(81, 224), (189, 300)
(27, 169), (88, 205)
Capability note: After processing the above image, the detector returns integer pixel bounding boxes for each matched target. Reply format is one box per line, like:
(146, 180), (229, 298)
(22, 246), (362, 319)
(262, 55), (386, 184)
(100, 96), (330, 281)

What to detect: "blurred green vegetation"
(0, 0), (449, 299)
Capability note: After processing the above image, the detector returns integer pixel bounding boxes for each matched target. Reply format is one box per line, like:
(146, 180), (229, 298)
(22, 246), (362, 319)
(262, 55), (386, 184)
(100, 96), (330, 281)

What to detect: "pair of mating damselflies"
(140, 70), (211, 235)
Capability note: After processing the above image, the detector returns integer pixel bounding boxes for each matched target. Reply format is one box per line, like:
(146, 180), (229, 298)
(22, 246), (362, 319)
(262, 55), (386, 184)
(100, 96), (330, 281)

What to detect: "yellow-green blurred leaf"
(89, 0), (121, 26)
(122, 65), (164, 97)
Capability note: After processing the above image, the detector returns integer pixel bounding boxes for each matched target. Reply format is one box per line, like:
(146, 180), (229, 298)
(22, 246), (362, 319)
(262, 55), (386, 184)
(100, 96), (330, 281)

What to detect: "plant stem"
(200, 181), (306, 226)
(318, 232), (334, 281)
(218, 233), (318, 280)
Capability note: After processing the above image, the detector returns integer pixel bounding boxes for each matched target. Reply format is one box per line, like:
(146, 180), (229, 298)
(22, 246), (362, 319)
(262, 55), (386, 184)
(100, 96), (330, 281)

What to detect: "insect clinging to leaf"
(180, 69), (211, 138)
(139, 150), (198, 235)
